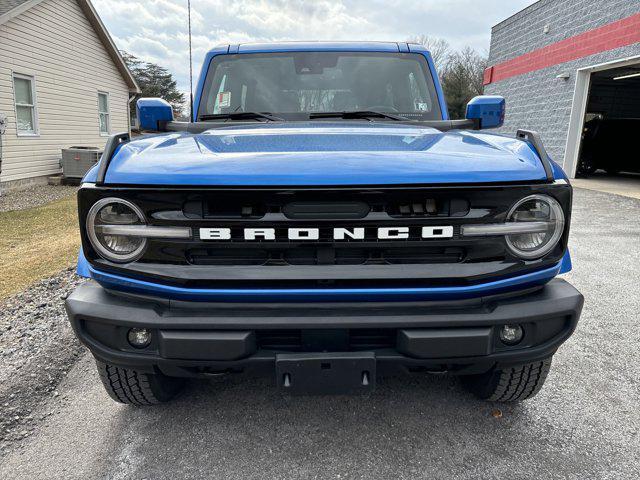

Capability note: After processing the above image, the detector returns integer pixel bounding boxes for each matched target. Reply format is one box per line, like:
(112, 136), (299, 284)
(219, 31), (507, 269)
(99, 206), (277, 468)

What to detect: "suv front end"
(65, 42), (583, 404)
(67, 179), (582, 403)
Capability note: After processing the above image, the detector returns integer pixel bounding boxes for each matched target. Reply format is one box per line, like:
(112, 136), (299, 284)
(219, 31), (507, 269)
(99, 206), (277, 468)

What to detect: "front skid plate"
(276, 352), (376, 395)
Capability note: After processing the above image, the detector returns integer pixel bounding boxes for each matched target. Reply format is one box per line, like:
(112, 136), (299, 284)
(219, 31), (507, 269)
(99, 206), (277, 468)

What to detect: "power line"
(188, 0), (194, 121)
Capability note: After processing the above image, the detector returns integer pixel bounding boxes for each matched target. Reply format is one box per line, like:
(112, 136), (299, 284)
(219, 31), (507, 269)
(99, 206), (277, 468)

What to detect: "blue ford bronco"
(66, 42), (584, 405)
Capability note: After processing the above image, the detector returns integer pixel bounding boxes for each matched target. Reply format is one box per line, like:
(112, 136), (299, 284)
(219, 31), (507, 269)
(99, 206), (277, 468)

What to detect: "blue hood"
(98, 123), (548, 186)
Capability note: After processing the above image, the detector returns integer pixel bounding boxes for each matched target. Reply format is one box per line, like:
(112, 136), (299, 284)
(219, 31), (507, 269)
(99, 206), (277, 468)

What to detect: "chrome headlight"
(461, 194), (566, 260)
(505, 194), (565, 259)
(86, 198), (147, 263)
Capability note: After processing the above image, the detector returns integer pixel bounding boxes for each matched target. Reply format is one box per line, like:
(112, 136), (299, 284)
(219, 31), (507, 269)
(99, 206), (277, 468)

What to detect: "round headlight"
(86, 198), (147, 263)
(505, 194), (565, 259)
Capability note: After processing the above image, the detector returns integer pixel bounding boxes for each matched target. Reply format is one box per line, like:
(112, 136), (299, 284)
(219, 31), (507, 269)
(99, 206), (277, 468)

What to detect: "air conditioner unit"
(61, 146), (103, 179)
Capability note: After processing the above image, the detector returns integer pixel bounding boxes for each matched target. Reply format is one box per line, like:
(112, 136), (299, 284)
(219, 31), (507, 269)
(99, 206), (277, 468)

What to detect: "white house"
(0, 0), (139, 188)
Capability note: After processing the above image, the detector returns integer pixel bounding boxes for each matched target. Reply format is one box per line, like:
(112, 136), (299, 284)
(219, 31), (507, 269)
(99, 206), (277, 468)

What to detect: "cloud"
(94, 0), (535, 95)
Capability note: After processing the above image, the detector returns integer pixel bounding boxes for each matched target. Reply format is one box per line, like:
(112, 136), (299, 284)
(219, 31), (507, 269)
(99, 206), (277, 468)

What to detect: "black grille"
(78, 184), (572, 288)
(187, 246), (464, 266)
(349, 329), (396, 349)
(256, 330), (303, 350)
(256, 329), (397, 352)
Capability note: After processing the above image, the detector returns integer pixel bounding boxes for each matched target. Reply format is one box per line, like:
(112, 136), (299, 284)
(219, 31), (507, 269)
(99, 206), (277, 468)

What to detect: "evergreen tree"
(122, 51), (185, 117)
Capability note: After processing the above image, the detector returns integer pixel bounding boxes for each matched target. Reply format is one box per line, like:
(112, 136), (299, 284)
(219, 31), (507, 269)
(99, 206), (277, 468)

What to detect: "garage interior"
(574, 62), (640, 198)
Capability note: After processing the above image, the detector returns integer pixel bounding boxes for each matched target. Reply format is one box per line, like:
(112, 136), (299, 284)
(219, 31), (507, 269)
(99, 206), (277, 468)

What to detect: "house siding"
(0, 0), (130, 183)
(484, 0), (640, 169)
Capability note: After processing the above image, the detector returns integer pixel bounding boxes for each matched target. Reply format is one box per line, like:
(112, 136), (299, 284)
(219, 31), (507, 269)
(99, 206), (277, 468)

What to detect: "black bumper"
(65, 279), (583, 378)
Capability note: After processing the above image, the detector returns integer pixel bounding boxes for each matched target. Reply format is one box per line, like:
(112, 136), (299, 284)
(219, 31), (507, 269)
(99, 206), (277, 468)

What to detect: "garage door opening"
(576, 63), (640, 180)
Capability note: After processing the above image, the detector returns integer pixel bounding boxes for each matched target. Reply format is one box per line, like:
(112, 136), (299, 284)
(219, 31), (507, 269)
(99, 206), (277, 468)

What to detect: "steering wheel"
(363, 105), (399, 112)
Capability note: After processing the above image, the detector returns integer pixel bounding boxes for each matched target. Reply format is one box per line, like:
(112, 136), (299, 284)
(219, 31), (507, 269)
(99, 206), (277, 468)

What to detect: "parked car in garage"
(578, 117), (640, 176)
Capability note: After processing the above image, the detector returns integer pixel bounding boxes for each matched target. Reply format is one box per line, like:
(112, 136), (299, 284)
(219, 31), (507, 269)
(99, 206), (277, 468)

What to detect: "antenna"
(188, 0), (194, 121)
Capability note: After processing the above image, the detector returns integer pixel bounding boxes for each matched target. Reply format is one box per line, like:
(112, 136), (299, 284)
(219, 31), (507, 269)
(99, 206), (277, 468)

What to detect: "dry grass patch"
(0, 195), (80, 300)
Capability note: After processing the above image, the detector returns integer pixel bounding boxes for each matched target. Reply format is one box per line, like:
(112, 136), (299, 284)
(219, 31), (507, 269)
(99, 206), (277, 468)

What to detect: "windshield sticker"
(218, 91), (231, 108)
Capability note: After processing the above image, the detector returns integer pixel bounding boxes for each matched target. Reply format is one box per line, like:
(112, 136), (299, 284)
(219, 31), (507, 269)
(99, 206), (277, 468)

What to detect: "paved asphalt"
(1, 187), (639, 480)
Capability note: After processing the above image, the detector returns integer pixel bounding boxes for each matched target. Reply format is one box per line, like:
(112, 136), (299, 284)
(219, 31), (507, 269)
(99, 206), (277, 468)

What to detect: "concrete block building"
(484, 0), (640, 178)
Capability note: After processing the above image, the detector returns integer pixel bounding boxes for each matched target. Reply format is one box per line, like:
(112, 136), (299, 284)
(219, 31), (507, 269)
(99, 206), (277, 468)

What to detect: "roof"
(0, 0), (31, 17)
(491, 0), (546, 31)
(0, 0), (140, 93)
(238, 41), (404, 53)
(208, 41), (426, 56)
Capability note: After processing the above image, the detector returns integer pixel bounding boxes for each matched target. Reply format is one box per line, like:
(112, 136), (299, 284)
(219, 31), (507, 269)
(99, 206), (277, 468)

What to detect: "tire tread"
(487, 358), (552, 402)
(96, 362), (177, 406)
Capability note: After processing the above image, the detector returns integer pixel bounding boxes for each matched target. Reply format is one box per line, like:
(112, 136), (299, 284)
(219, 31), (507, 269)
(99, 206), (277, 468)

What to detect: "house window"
(98, 92), (110, 135)
(13, 73), (38, 135)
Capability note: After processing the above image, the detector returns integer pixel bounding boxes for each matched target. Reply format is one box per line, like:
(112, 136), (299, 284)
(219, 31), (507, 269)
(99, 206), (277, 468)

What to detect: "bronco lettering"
(199, 226), (455, 241)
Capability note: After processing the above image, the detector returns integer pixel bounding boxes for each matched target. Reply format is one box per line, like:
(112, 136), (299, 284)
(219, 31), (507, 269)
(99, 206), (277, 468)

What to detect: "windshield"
(198, 52), (442, 121)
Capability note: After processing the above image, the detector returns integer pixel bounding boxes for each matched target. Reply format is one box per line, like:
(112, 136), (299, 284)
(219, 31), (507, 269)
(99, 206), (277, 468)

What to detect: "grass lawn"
(0, 195), (80, 300)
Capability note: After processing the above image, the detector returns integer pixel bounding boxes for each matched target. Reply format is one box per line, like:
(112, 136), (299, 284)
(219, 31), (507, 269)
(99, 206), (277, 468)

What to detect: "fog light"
(127, 328), (151, 348)
(499, 324), (523, 345)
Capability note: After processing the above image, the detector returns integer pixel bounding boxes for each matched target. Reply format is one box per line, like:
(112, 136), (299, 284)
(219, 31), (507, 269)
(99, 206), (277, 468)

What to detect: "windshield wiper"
(308, 110), (409, 121)
(199, 112), (285, 122)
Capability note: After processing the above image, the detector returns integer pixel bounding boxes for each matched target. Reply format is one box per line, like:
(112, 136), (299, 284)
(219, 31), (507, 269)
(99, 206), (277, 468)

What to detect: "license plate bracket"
(276, 352), (376, 395)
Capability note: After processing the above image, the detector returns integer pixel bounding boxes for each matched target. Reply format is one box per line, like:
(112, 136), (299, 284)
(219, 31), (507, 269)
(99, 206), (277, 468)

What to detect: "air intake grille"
(256, 329), (397, 352)
(188, 246), (464, 266)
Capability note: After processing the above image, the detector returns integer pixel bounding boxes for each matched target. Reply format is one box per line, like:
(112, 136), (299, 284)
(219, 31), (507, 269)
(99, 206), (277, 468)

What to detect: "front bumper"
(66, 279), (583, 379)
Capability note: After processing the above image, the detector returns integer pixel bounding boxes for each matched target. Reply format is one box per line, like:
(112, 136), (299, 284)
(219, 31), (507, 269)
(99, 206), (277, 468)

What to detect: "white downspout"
(0, 113), (7, 195)
(128, 94), (137, 133)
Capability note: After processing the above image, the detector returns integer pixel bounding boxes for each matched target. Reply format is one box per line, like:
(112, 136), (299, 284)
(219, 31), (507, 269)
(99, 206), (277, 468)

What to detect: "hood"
(98, 122), (548, 186)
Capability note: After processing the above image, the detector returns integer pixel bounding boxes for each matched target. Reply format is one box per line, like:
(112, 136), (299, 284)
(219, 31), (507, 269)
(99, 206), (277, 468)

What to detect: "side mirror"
(136, 98), (174, 132)
(465, 95), (505, 129)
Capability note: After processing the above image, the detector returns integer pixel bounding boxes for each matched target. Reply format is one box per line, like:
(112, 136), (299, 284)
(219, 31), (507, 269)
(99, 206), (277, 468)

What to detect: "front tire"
(96, 361), (184, 405)
(461, 357), (552, 402)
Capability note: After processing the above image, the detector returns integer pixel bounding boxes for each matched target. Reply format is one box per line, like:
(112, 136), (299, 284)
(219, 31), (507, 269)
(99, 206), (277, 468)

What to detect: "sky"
(93, 0), (536, 96)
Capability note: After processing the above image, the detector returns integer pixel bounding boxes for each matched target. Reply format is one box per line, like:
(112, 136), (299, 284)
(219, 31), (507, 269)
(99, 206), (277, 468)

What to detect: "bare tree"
(441, 47), (488, 119)
(406, 36), (488, 118)
(407, 35), (451, 69)
(457, 46), (487, 96)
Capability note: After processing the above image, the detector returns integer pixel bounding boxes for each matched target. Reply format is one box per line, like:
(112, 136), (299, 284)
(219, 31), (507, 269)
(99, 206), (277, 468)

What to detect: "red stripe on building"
(484, 13), (640, 85)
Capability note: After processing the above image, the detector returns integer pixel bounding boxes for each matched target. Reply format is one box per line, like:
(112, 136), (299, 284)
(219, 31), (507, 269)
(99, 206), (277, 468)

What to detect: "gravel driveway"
(0, 269), (84, 445)
(0, 184), (77, 213)
(0, 187), (638, 479)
